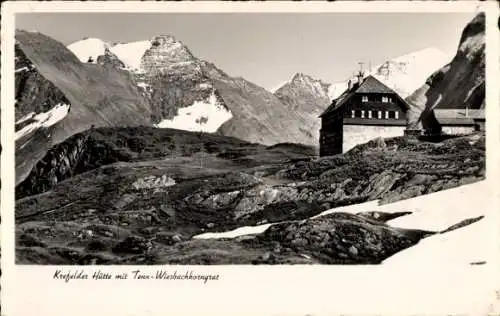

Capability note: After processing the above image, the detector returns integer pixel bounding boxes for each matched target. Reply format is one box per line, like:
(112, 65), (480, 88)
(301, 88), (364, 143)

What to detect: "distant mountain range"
(272, 47), (451, 100)
(67, 35), (316, 147)
(270, 47), (452, 143)
(65, 35), (456, 145)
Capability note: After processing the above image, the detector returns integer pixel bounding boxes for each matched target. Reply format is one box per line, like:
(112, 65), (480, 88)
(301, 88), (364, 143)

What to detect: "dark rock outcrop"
(406, 13), (485, 132)
(258, 212), (434, 264)
(15, 43), (70, 122)
(96, 48), (125, 69)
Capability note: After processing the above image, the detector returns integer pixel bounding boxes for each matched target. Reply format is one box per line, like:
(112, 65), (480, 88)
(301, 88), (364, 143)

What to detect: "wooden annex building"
(319, 74), (410, 156)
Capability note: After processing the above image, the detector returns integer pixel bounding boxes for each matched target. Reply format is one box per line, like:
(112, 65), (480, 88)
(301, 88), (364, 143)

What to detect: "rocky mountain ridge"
(68, 35), (317, 146)
(273, 73), (331, 144)
(406, 13), (485, 132)
(15, 30), (152, 185)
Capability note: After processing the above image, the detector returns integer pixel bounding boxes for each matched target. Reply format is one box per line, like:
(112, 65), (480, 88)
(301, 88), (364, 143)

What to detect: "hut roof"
(320, 75), (409, 117)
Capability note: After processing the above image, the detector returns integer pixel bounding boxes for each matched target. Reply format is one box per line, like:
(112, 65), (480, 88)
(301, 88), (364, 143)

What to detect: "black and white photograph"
(2, 2), (500, 315)
(11, 8), (493, 266)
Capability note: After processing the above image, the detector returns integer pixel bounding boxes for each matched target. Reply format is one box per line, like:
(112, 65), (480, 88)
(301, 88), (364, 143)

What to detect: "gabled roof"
(320, 75), (408, 117)
(355, 75), (397, 94)
(434, 109), (485, 126)
(434, 109), (485, 120)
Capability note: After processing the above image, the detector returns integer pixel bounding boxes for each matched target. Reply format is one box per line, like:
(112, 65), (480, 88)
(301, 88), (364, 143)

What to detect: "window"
(382, 96), (389, 103)
(368, 110), (372, 119)
(361, 110), (365, 118)
(378, 111), (382, 119)
(395, 111), (399, 119)
(388, 97), (393, 103)
(362, 96), (368, 102)
(388, 111), (397, 119)
(351, 110), (355, 118)
(385, 111), (389, 119)
(354, 109), (362, 118)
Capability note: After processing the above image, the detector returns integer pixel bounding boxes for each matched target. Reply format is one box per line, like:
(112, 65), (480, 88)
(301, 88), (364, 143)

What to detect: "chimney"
(357, 62), (365, 84)
(357, 71), (364, 85)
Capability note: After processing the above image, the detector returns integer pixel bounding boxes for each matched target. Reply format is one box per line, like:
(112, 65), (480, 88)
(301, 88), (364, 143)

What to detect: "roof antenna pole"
(358, 62), (365, 75)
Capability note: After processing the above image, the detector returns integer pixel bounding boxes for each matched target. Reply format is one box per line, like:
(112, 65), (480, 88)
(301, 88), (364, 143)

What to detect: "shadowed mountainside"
(15, 30), (152, 185)
(406, 13), (485, 132)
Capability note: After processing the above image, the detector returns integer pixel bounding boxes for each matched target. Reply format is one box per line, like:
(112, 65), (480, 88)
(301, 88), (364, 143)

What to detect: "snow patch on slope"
(381, 181), (489, 231)
(155, 91), (233, 133)
(192, 181), (493, 267)
(385, 216), (490, 266)
(110, 40), (152, 71)
(15, 103), (71, 141)
(15, 66), (29, 73)
(193, 223), (273, 240)
(382, 181), (494, 265)
(67, 38), (109, 63)
(378, 181), (492, 266)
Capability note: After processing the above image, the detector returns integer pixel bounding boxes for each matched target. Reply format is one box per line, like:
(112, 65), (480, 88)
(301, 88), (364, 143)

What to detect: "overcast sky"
(16, 12), (475, 90)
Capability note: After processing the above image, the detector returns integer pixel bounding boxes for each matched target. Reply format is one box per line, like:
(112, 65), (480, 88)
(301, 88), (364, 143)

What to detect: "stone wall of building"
(343, 125), (406, 153)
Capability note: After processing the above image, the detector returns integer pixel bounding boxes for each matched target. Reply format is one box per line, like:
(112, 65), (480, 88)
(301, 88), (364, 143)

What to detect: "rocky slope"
(15, 127), (485, 264)
(15, 30), (152, 185)
(406, 13), (485, 131)
(68, 35), (317, 146)
(274, 73), (332, 113)
(274, 73), (331, 143)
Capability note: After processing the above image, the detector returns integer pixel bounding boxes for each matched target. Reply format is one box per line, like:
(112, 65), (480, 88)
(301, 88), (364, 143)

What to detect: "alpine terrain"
(15, 30), (152, 185)
(14, 13), (489, 266)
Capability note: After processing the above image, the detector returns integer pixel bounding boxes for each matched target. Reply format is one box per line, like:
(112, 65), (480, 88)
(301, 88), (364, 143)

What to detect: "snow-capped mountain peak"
(370, 47), (451, 97)
(67, 37), (110, 63)
(325, 46), (451, 100)
(68, 35), (198, 74)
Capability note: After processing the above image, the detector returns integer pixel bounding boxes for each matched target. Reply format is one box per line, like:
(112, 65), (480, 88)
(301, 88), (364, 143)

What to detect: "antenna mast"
(358, 62), (365, 75)
(381, 61), (390, 80)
